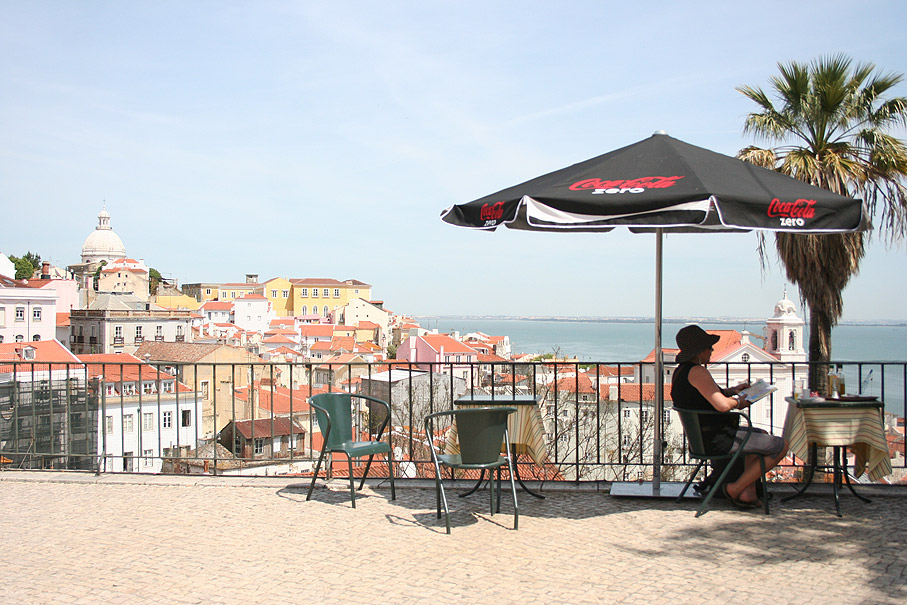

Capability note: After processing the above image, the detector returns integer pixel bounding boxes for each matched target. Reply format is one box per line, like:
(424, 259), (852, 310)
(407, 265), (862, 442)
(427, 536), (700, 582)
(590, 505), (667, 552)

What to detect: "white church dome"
(81, 208), (126, 264)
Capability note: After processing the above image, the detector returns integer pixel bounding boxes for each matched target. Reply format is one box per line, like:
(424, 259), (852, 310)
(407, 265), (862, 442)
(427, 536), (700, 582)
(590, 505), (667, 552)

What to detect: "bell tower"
(764, 289), (806, 362)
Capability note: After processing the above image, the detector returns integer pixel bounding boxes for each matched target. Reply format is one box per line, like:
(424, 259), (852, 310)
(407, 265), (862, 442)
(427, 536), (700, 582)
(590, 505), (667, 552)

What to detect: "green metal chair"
(424, 407), (518, 534)
(674, 407), (768, 517)
(306, 392), (395, 508)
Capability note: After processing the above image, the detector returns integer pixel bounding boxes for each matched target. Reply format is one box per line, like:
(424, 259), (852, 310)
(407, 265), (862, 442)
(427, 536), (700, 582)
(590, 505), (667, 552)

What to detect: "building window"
(32, 334), (40, 341)
(663, 410), (671, 425)
(143, 412), (154, 431)
(789, 330), (796, 351)
(282, 290), (289, 298)
(333, 288), (340, 297)
(311, 288), (318, 298)
(254, 438), (264, 455)
(205, 288), (211, 295)
(271, 290), (277, 298)
(741, 353), (750, 363)
(142, 382), (154, 395)
(0, 306), (5, 326)
(156, 325), (163, 338)
(123, 414), (134, 433)
(135, 326), (143, 340)
(115, 325), (123, 338)
(15, 306), (25, 321)
(143, 450), (154, 467)
(300, 288), (308, 297)
(33, 306), (42, 321)
(622, 408), (631, 419)
(641, 410), (650, 424)
(181, 409), (191, 427)
(322, 288), (329, 297)
(106, 416), (114, 434)
(162, 411), (172, 429)
(176, 325), (184, 338)
(201, 380), (209, 400)
(15, 335), (23, 342)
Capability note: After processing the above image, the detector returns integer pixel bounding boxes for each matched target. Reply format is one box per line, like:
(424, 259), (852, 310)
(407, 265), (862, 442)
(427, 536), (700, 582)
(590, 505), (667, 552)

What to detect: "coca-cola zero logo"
(480, 201), (505, 225)
(767, 198), (816, 227)
(570, 175), (685, 194)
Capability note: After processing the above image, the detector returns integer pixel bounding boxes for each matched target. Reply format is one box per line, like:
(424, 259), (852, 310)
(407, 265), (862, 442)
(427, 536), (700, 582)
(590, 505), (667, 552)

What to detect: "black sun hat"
(675, 325), (720, 363)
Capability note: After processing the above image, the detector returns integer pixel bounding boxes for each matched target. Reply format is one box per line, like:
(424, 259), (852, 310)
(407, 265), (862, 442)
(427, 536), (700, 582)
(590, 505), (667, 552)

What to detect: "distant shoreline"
(415, 315), (907, 328)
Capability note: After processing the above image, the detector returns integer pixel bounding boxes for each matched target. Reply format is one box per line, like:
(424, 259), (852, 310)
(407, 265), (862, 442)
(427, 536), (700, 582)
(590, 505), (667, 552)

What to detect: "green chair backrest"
(311, 393), (354, 450)
(455, 407), (516, 465)
(673, 407), (709, 457)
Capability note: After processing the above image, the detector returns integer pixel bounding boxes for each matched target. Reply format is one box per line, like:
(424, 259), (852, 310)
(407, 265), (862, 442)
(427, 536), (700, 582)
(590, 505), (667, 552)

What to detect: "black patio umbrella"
(441, 132), (865, 495)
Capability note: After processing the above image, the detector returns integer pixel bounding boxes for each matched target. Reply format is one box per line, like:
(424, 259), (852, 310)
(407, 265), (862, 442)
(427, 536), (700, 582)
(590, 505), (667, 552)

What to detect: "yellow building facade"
(263, 278), (372, 318)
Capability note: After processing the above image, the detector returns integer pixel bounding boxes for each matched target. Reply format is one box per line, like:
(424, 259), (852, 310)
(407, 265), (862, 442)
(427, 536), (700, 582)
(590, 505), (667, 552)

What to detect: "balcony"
(113, 336), (124, 345)
(134, 336), (144, 344)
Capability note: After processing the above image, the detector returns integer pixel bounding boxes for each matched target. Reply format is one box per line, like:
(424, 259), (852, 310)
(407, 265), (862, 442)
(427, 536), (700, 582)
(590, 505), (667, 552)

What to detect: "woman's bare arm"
(687, 365), (748, 412)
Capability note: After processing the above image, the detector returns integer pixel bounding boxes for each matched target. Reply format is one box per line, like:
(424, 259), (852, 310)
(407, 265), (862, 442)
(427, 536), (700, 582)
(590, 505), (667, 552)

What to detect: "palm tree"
(737, 55), (907, 392)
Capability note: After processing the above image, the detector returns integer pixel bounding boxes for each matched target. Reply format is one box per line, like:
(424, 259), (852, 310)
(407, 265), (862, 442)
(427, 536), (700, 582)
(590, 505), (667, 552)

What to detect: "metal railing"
(1, 359), (904, 483)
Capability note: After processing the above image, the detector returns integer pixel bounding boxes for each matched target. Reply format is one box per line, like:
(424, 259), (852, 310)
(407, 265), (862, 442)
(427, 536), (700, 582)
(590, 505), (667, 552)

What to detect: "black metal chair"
(674, 407), (769, 517)
(306, 392), (395, 508)
(425, 407), (519, 534)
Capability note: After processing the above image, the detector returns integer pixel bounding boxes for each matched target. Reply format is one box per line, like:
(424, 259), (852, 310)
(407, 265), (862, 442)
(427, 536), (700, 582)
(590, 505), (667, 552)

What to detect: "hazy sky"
(2, 1), (906, 321)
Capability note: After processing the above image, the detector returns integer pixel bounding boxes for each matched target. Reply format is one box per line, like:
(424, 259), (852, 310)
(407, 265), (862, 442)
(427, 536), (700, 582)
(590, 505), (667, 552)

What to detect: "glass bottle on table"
(837, 365), (846, 396)
(827, 366), (839, 398)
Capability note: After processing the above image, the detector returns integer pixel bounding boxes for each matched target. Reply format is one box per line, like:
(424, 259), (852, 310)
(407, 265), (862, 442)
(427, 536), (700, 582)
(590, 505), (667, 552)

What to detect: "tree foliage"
(9, 251), (41, 280)
(149, 267), (163, 295)
(737, 55), (907, 390)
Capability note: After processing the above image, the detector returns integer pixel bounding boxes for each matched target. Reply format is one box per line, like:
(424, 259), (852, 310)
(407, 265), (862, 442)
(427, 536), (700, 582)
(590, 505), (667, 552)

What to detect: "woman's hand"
(732, 381), (751, 394)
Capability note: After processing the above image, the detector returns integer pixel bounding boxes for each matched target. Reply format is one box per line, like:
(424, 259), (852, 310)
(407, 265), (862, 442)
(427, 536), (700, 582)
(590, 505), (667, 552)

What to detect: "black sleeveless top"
(671, 362), (739, 453)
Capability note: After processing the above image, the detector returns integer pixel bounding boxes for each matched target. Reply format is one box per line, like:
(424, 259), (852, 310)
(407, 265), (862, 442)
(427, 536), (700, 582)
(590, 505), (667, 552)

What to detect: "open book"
(738, 379), (777, 403)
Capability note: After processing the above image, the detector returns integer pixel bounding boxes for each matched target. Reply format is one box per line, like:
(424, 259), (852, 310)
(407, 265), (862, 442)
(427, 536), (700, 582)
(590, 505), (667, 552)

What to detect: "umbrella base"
(610, 481), (697, 499)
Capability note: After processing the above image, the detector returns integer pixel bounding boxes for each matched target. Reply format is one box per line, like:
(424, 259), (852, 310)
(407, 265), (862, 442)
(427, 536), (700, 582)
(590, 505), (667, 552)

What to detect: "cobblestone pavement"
(1, 471), (905, 604)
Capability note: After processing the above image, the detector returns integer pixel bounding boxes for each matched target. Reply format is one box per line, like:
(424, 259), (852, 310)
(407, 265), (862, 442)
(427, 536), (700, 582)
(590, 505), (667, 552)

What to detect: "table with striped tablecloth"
(783, 397), (892, 481)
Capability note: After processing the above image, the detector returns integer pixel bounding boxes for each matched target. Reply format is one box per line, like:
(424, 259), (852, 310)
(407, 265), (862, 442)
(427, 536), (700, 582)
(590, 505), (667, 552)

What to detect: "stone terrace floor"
(1, 471), (905, 604)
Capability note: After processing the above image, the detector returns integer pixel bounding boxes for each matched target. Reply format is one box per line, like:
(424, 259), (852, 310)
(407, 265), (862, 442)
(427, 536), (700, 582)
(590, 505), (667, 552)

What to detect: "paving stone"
(0, 472), (905, 603)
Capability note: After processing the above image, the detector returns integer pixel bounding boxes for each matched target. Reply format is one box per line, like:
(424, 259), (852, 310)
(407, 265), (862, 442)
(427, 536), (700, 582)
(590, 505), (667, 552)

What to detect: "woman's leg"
(727, 441), (789, 504)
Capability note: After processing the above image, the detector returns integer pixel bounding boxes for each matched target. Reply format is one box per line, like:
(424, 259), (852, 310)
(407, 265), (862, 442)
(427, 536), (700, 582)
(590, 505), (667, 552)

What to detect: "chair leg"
(428, 452), (449, 532)
(506, 458), (519, 530)
(347, 457), (356, 508)
(489, 468), (497, 516)
(358, 454), (376, 490)
(676, 461), (705, 502)
(306, 449), (328, 501)
(696, 456), (740, 518)
(387, 451), (396, 500)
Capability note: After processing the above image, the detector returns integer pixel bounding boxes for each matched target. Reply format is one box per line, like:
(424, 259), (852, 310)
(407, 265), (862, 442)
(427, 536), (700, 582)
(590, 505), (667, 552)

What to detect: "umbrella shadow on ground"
(608, 490), (907, 604)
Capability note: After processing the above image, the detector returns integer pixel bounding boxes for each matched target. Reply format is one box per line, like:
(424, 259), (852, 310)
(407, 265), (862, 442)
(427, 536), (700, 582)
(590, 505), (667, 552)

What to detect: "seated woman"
(671, 325), (788, 508)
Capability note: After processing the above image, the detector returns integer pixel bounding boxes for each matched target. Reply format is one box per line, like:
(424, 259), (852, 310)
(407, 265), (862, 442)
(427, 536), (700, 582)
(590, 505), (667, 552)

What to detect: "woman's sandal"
(721, 483), (760, 509)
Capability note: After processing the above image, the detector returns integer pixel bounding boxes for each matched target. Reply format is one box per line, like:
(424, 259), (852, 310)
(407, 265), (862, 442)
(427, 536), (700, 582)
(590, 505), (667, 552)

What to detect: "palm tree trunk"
(807, 304), (833, 395)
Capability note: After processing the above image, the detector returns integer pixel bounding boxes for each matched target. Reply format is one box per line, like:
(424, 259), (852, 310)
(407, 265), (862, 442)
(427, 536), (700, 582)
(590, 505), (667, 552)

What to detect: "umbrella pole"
(610, 228), (690, 499)
(653, 228), (663, 493)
